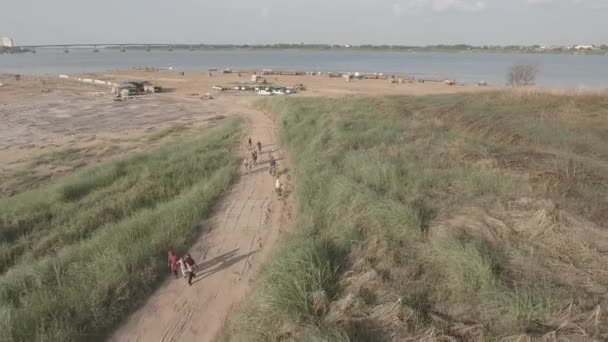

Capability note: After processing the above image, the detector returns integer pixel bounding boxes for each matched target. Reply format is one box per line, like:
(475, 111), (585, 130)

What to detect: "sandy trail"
(110, 97), (288, 342)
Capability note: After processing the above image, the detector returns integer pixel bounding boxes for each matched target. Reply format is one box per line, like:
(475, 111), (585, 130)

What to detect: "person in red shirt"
(168, 250), (179, 278)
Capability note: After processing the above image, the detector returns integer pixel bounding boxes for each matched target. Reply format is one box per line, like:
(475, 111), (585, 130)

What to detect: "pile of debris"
(111, 81), (162, 98)
(256, 87), (295, 96)
(257, 69), (306, 76)
(343, 72), (390, 82)
(253, 84), (299, 96)
(251, 75), (267, 84)
(389, 76), (416, 84)
(212, 82), (303, 96)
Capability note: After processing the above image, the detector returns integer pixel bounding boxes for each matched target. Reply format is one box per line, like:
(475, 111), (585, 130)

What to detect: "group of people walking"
(245, 136), (282, 196)
(166, 136), (283, 288)
(168, 250), (197, 286)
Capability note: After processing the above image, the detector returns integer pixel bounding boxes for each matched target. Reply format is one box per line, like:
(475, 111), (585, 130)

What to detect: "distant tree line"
(0, 46), (31, 54)
(103, 43), (608, 54)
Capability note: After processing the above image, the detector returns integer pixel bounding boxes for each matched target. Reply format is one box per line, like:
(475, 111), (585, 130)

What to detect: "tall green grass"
(0, 119), (241, 341)
(227, 94), (608, 341)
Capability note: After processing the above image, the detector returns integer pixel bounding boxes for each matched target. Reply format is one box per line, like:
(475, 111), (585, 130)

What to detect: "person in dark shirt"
(183, 254), (197, 286)
(269, 155), (277, 175)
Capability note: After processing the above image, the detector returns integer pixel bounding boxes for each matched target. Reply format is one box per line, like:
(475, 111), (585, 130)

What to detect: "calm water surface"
(1, 49), (607, 88)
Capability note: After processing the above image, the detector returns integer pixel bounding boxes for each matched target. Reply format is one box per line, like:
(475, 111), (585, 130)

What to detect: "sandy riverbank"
(0, 70), (489, 167)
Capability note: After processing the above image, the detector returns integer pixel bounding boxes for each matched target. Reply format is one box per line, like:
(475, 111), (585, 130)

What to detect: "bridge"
(21, 44), (186, 48)
(14, 44), (209, 55)
(17, 44), (205, 53)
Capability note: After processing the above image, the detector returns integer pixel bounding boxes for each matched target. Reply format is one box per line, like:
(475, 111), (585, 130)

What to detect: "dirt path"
(110, 97), (290, 342)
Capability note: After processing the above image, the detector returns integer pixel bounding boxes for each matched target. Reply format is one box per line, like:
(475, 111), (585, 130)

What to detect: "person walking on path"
(168, 250), (179, 278)
(248, 136), (252, 148)
(252, 150), (258, 165)
(180, 254), (197, 286)
(275, 177), (282, 197)
(269, 155), (277, 175)
(257, 141), (262, 153)
(177, 257), (187, 278)
(243, 157), (252, 173)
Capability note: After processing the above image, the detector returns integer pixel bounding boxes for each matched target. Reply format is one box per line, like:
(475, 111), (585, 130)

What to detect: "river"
(1, 48), (607, 88)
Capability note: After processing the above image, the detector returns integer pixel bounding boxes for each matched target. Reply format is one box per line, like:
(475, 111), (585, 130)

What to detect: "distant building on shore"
(567, 44), (595, 51)
(0, 36), (14, 47)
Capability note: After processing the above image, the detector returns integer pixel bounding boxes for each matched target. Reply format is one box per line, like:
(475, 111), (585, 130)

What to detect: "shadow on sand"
(190, 249), (257, 285)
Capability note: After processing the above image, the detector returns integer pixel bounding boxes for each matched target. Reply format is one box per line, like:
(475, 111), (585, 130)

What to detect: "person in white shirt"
(275, 177), (282, 196)
(177, 256), (197, 286)
(177, 257), (187, 278)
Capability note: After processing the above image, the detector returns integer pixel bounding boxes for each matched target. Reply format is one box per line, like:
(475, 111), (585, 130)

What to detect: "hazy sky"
(1, 0), (606, 46)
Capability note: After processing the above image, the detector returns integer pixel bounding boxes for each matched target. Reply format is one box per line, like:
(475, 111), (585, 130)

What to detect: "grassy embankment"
(0, 119), (241, 341)
(227, 92), (608, 341)
(0, 123), (199, 198)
